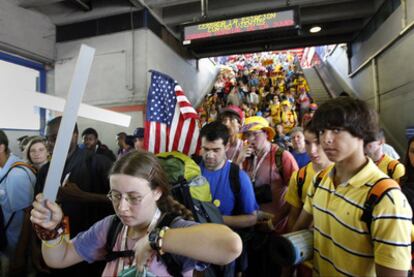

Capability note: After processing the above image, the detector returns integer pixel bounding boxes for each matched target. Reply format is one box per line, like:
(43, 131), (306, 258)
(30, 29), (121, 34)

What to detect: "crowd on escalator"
(191, 50), (412, 276)
(2, 50), (413, 277)
(198, 51), (317, 150)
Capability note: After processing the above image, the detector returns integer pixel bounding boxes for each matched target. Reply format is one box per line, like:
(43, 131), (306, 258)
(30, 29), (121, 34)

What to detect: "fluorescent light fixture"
(309, 26), (322, 33)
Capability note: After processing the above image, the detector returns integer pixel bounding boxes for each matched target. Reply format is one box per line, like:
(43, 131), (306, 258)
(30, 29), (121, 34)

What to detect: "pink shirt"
(226, 138), (244, 165)
(244, 144), (298, 233)
(72, 215), (203, 277)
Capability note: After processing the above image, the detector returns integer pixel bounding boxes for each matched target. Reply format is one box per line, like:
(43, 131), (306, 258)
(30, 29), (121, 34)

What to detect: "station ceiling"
(15, 0), (387, 57)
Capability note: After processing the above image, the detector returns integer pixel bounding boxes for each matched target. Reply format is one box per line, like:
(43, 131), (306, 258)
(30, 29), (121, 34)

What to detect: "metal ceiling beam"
(130, 0), (181, 39)
(288, 0), (361, 7)
(66, 0), (92, 11)
(163, 0), (374, 27)
(49, 1), (138, 26)
(146, 0), (200, 9)
(300, 0), (375, 24)
(17, 0), (65, 8)
(163, 0), (288, 25)
(127, 0), (144, 9)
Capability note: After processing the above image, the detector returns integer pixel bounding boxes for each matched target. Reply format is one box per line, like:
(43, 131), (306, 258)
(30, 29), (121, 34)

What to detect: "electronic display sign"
(183, 9), (295, 44)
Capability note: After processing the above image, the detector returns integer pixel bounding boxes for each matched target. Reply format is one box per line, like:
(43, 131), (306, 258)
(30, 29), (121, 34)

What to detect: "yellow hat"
(242, 116), (275, 141)
(281, 100), (291, 107)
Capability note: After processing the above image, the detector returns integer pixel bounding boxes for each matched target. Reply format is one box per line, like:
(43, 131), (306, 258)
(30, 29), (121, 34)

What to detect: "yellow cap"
(242, 116), (275, 141)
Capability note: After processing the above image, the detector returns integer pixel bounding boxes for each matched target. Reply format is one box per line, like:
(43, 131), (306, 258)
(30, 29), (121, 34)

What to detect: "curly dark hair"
(310, 96), (379, 144)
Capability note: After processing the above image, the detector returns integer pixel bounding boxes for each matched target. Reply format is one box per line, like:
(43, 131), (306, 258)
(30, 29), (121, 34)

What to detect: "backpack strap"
(157, 213), (183, 277)
(10, 162), (37, 175)
(0, 162), (36, 184)
(229, 162), (241, 214)
(361, 178), (400, 233)
(296, 164), (308, 201)
(104, 216), (133, 262)
(313, 167), (331, 190)
(275, 146), (285, 184)
(104, 213), (184, 277)
(387, 160), (400, 178)
(229, 162), (241, 194)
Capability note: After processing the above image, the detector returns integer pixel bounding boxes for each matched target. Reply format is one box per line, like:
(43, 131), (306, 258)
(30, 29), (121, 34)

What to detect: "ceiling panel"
(14, 0), (388, 57)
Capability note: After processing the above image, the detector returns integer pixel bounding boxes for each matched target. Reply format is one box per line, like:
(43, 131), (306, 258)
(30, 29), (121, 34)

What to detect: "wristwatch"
(148, 226), (169, 255)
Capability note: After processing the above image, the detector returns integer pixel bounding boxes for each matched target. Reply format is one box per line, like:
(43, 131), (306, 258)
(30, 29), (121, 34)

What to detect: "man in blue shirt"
(199, 121), (258, 224)
(199, 121), (258, 275)
(0, 130), (36, 275)
(290, 127), (311, 168)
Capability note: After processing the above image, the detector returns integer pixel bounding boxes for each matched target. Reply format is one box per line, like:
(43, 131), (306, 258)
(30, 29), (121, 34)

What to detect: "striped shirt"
(285, 163), (315, 208)
(285, 163), (334, 208)
(304, 159), (412, 276)
(376, 154), (405, 183)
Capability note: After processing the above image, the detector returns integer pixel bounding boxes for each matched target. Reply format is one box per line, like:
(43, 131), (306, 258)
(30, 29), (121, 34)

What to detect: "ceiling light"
(309, 26), (322, 33)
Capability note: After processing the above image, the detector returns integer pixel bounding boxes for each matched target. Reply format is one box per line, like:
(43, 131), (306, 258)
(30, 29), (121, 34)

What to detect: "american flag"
(144, 70), (200, 155)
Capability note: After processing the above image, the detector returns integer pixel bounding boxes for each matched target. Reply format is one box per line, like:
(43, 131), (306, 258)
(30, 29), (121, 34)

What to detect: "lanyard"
(116, 208), (161, 276)
(230, 139), (242, 161)
(252, 148), (270, 183)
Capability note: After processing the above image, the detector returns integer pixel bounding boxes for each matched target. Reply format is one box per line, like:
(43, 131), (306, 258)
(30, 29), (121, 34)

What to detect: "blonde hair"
(24, 136), (48, 164)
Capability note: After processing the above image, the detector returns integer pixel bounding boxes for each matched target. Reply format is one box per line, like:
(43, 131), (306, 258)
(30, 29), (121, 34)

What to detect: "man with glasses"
(242, 116), (298, 234)
(34, 116), (114, 276)
(241, 116), (298, 276)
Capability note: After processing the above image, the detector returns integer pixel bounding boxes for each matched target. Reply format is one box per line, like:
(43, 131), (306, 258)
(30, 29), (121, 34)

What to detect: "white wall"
(53, 28), (217, 152)
(146, 31), (218, 106)
(325, 45), (357, 96)
(0, 1), (55, 62)
(326, 4), (414, 155)
(55, 31), (145, 105)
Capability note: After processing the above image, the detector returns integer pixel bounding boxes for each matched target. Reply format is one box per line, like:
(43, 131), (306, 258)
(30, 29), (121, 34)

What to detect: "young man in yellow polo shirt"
(365, 129), (405, 183)
(285, 122), (333, 231)
(293, 97), (412, 276)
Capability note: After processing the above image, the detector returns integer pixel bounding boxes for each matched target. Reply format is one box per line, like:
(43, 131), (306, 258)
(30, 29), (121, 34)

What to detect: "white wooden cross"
(1, 45), (131, 202)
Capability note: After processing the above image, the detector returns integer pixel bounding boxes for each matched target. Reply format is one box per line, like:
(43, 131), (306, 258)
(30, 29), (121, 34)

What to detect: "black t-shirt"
(35, 147), (114, 237)
(96, 142), (116, 161)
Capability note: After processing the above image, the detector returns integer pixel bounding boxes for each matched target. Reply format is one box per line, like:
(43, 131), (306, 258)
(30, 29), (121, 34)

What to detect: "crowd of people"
(0, 51), (413, 277)
(199, 52), (316, 134)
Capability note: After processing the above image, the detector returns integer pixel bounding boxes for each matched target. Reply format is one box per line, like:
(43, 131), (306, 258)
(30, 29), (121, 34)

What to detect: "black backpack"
(157, 153), (234, 277)
(157, 152), (225, 225)
(0, 162), (36, 251)
(104, 213), (186, 277)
